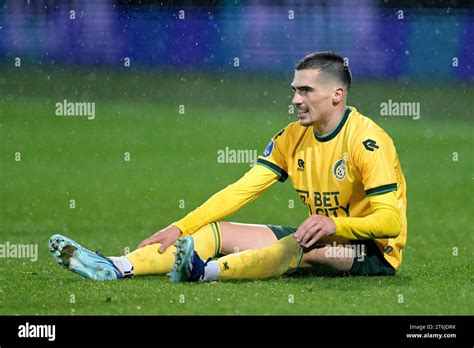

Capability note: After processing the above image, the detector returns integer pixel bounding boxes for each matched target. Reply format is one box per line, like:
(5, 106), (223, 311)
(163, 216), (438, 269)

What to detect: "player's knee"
(220, 221), (278, 255)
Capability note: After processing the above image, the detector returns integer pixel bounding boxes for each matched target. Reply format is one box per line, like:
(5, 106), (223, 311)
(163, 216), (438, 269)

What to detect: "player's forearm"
(332, 192), (402, 240)
(172, 165), (279, 234)
(172, 187), (260, 235)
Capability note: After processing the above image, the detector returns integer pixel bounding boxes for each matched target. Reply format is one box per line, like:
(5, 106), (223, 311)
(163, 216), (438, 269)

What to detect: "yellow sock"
(216, 235), (303, 280)
(126, 222), (222, 276)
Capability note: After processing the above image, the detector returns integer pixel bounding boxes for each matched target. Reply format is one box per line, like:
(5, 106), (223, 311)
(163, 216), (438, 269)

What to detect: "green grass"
(0, 66), (473, 315)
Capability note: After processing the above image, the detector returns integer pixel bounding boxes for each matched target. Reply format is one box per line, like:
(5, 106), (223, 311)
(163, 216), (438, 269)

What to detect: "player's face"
(291, 69), (335, 127)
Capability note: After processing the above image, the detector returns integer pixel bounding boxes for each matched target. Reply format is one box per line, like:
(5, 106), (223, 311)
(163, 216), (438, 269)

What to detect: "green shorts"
(266, 224), (396, 277)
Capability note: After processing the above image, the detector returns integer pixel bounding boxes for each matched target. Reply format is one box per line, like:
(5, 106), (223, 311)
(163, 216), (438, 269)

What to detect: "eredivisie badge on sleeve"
(263, 140), (274, 157)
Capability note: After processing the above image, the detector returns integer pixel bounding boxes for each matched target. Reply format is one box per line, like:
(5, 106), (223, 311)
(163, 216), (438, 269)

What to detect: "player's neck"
(313, 105), (347, 136)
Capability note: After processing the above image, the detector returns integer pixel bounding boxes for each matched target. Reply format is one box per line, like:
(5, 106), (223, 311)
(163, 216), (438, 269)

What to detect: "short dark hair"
(295, 51), (352, 90)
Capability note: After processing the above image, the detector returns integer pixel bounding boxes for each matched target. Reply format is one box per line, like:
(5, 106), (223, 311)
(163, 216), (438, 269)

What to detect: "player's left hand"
(294, 215), (336, 248)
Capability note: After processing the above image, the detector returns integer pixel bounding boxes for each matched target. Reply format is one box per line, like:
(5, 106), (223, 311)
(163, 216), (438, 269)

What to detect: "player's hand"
(294, 215), (336, 248)
(136, 225), (182, 253)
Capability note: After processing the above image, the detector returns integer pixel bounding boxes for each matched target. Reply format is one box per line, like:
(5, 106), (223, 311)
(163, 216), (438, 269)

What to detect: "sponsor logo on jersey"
(262, 140), (274, 157)
(333, 158), (346, 181)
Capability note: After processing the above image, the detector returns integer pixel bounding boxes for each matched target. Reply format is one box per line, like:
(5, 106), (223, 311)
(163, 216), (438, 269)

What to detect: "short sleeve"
(353, 130), (398, 196)
(256, 127), (289, 182)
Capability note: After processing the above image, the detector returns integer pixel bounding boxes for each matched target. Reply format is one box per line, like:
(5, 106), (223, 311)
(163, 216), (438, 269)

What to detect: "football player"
(49, 52), (406, 282)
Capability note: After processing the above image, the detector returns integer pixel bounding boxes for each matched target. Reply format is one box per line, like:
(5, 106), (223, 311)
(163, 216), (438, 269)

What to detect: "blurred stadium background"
(0, 0), (472, 315)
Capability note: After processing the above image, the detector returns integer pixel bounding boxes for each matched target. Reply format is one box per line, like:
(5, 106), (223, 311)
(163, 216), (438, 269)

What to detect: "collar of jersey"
(313, 106), (351, 142)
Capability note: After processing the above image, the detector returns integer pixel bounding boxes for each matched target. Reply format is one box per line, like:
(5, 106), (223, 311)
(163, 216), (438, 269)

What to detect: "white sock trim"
(109, 256), (134, 277)
(202, 261), (220, 282)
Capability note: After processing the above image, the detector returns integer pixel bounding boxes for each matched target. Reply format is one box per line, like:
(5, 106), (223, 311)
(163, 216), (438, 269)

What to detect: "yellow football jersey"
(257, 106), (407, 269)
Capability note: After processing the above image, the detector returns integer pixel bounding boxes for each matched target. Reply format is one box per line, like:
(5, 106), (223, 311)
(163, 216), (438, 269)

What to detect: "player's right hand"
(136, 225), (182, 253)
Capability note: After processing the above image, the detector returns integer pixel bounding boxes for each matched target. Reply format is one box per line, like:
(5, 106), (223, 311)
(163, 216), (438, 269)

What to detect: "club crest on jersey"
(262, 140), (274, 157)
(333, 159), (346, 181)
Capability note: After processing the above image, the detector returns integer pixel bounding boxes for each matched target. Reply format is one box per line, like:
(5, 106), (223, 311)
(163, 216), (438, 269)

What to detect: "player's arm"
(136, 165), (280, 252)
(138, 165), (279, 253)
(336, 129), (402, 239)
(332, 191), (401, 239)
(173, 127), (290, 234)
(172, 164), (280, 234)
(296, 191), (401, 247)
(137, 126), (290, 252)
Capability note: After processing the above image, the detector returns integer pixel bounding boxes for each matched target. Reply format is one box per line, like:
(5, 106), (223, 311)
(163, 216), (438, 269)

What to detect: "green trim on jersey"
(256, 158), (288, 182)
(365, 183), (398, 196)
(314, 107), (351, 142)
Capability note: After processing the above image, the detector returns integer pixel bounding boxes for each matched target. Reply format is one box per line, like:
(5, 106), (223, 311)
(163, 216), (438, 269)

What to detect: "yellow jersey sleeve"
(332, 191), (402, 239)
(172, 165), (279, 235)
(256, 127), (289, 182)
(353, 129), (398, 196)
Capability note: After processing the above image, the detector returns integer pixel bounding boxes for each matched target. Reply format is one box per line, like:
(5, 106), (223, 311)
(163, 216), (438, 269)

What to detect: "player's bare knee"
(219, 221), (240, 254)
(220, 221), (278, 255)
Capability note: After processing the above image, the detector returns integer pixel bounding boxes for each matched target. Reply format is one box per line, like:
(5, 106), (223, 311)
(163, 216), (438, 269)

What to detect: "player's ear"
(333, 87), (344, 104)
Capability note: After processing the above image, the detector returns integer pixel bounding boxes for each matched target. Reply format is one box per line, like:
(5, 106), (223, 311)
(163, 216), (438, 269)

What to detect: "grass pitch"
(0, 66), (472, 315)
